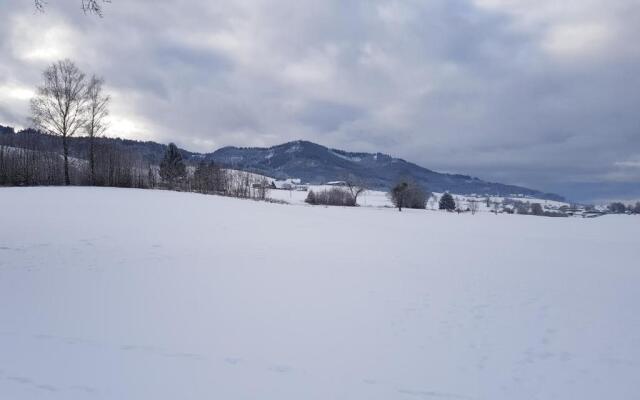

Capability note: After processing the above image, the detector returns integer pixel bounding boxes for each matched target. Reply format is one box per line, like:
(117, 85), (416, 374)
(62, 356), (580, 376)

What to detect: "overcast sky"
(1, 0), (639, 201)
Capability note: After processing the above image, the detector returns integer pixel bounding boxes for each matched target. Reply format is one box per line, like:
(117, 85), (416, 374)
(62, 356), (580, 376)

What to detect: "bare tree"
(344, 175), (366, 206)
(468, 199), (479, 215)
(391, 180), (427, 211)
(255, 177), (271, 200)
(85, 75), (109, 185)
(34, 0), (111, 17)
(31, 59), (88, 185)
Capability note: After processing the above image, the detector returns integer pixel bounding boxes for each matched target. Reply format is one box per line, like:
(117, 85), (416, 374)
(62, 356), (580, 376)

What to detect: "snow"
(267, 186), (570, 211)
(1, 187), (639, 400)
(330, 150), (363, 162)
(285, 143), (302, 153)
(268, 185), (394, 207)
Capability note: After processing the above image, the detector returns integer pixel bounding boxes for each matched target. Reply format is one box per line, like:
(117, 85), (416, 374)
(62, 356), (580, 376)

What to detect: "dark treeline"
(0, 125), (189, 165)
(0, 124), (274, 201)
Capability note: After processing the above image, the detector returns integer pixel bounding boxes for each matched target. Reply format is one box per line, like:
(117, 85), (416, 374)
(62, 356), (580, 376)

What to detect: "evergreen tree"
(439, 192), (456, 211)
(608, 202), (627, 214)
(159, 143), (186, 187)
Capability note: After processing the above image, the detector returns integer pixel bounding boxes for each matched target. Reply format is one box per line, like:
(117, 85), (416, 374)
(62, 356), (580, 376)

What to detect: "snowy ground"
(1, 187), (639, 400)
(268, 185), (569, 211)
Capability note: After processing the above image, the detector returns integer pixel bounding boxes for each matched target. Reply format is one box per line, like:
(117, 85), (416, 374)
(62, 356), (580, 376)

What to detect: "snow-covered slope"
(209, 140), (565, 201)
(1, 187), (638, 399)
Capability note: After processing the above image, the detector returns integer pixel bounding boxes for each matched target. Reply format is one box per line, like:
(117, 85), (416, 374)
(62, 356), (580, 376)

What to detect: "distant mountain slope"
(207, 140), (564, 201)
(0, 125), (563, 200)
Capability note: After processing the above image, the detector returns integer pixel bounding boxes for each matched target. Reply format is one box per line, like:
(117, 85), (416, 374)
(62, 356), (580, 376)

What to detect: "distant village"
(263, 178), (639, 218)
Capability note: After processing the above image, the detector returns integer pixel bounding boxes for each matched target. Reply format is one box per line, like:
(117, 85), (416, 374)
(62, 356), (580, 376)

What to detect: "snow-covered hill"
(1, 187), (638, 399)
(209, 140), (565, 201)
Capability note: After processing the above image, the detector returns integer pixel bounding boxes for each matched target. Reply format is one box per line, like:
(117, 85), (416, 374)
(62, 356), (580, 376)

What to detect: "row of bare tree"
(0, 141), (152, 188)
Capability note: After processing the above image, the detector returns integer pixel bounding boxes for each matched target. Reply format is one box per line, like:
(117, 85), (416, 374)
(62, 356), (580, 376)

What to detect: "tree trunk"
(89, 137), (95, 185)
(63, 136), (70, 185)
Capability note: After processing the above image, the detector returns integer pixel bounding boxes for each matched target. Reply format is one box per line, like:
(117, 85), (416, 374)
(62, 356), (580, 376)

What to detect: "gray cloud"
(0, 0), (639, 201)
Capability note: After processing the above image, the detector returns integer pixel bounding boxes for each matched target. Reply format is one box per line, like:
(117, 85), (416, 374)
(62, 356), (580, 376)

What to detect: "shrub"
(307, 188), (356, 206)
(608, 202), (627, 214)
(390, 181), (427, 211)
(305, 190), (317, 204)
(530, 203), (544, 216)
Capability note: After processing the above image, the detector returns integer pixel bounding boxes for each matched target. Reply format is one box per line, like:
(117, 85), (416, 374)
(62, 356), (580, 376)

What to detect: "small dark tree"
(391, 182), (408, 211)
(405, 185), (427, 209)
(633, 202), (640, 214)
(305, 190), (317, 205)
(439, 193), (456, 211)
(514, 201), (529, 214)
(530, 203), (544, 216)
(608, 202), (627, 214)
(159, 143), (186, 188)
(390, 181), (426, 211)
(344, 175), (367, 206)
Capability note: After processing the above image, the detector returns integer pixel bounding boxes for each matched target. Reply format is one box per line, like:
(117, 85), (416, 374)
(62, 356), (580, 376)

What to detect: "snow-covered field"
(268, 184), (397, 207)
(1, 187), (639, 399)
(268, 185), (570, 211)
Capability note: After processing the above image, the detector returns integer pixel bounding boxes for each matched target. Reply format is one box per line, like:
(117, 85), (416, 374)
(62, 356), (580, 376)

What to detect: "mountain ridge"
(0, 124), (564, 201)
(206, 139), (564, 201)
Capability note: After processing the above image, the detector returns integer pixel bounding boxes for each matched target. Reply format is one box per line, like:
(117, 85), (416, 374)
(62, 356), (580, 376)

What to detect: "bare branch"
(34, 0), (110, 16)
(30, 59), (88, 185)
